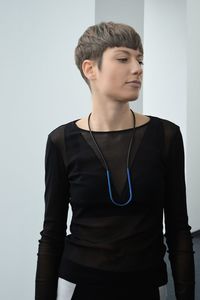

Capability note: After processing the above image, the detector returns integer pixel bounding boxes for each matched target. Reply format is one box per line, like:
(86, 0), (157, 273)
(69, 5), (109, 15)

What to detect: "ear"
(82, 60), (97, 81)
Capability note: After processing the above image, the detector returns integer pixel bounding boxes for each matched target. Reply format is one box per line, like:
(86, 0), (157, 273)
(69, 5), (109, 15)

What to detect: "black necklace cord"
(88, 112), (108, 170)
(88, 109), (136, 206)
(126, 109), (136, 168)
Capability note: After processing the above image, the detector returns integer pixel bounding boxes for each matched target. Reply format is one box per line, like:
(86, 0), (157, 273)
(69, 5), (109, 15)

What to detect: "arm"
(35, 134), (70, 300)
(164, 127), (195, 300)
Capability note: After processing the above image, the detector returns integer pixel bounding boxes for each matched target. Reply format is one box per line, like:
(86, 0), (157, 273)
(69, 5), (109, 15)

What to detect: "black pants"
(71, 282), (160, 300)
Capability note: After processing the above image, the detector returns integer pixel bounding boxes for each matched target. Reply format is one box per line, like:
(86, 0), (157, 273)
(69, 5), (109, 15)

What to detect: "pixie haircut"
(74, 21), (143, 86)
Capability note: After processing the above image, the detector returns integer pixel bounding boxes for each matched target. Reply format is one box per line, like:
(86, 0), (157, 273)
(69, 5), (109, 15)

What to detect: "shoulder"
(47, 119), (76, 146)
(149, 115), (180, 138)
(148, 115), (185, 157)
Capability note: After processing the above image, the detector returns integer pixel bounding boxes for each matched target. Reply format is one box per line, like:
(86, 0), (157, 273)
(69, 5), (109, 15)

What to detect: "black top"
(35, 115), (195, 300)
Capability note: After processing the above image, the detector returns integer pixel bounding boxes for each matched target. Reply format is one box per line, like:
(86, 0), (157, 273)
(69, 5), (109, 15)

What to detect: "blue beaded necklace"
(88, 109), (136, 207)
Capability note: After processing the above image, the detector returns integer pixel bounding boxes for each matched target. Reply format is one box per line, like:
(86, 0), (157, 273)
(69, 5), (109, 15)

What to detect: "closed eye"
(117, 58), (128, 63)
(117, 58), (144, 66)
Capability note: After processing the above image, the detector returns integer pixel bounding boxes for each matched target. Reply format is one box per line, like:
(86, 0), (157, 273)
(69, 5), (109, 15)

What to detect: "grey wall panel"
(95, 0), (144, 113)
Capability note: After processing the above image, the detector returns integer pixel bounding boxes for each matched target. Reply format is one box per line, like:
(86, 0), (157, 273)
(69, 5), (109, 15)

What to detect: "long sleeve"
(35, 134), (70, 300)
(164, 127), (195, 300)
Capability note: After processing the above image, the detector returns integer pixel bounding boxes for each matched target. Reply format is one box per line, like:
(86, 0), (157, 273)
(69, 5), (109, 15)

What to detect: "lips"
(126, 80), (141, 87)
(126, 80), (141, 84)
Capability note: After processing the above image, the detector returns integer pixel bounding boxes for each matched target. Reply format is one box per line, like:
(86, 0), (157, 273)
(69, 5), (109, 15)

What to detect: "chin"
(113, 93), (140, 102)
(122, 94), (139, 102)
(123, 92), (140, 102)
(129, 96), (139, 101)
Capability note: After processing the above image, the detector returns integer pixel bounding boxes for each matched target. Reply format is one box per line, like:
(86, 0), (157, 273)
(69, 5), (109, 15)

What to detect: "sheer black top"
(35, 115), (195, 300)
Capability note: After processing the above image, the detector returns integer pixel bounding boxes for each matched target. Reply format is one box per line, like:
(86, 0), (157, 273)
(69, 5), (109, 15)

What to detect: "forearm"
(166, 230), (195, 300)
(35, 240), (64, 300)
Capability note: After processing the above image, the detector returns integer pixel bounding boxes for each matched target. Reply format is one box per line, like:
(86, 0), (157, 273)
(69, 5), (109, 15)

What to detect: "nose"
(131, 60), (143, 75)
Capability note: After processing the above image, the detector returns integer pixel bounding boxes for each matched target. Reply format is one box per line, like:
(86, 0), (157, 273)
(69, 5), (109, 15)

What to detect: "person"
(35, 21), (195, 300)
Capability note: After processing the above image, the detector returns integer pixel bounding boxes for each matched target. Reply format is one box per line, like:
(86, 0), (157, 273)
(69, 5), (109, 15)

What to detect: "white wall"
(143, 0), (187, 137)
(186, 0), (200, 231)
(0, 1), (94, 299)
(143, 0), (200, 231)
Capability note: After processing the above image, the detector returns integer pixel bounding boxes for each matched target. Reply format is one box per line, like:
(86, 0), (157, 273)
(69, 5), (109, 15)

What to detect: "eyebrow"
(114, 49), (143, 58)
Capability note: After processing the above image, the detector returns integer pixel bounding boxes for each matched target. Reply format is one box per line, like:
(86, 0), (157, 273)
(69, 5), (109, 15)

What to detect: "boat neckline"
(73, 115), (152, 133)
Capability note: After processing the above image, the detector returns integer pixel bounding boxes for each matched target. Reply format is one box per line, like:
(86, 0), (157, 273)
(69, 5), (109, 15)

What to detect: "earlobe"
(82, 60), (96, 81)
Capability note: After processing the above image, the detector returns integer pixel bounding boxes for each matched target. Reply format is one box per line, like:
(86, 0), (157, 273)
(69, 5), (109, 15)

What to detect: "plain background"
(0, 0), (199, 299)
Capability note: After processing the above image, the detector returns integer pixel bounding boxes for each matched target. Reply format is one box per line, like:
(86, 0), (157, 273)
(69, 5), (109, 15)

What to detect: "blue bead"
(106, 168), (133, 206)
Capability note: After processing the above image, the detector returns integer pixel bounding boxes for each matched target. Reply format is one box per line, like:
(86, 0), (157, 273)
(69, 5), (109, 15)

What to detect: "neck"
(89, 101), (134, 131)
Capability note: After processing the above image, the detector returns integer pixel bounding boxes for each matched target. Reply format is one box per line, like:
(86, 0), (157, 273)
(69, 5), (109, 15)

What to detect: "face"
(92, 47), (143, 102)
